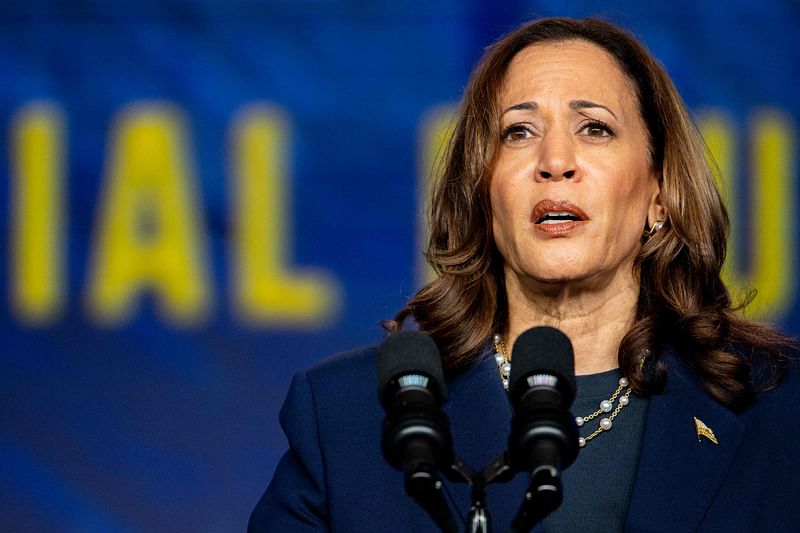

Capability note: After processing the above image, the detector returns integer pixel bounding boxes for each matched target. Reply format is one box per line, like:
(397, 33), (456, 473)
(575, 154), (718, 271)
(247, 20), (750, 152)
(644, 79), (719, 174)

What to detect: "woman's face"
(490, 39), (662, 289)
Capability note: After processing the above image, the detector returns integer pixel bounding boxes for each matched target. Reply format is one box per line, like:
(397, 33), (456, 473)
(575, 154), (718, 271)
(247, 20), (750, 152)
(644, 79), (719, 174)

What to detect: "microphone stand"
(467, 451), (515, 533)
(467, 474), (489, 533)
(406, 455), (473, 533)
(410, 453), (510, 533)
(508, 437), (564, 533)
(508, 470), (562, 532)
(405, 467), (459, 533)
(475, 450), (561, 533)
(409, 449), (563, 533)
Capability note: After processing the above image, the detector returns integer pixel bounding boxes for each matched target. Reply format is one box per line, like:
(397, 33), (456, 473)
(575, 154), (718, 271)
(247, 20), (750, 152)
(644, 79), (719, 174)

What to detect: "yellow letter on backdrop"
(86, 103), (211, 325)
(229, 104), (340, 325)
(10, 102), (66, 324)
(700, 109), (796, 320)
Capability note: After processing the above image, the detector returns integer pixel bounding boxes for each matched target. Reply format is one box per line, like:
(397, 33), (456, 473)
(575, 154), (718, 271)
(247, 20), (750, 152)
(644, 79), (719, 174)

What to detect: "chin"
(531, 272), (585, 286)
(527, 256), (587, 280)
(521, 265), (588, 285)
(502, 248), (597, 287)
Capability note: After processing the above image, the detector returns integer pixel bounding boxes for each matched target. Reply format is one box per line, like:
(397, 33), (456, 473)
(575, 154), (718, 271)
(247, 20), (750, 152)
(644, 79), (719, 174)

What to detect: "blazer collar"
(625, 347), (746, 532)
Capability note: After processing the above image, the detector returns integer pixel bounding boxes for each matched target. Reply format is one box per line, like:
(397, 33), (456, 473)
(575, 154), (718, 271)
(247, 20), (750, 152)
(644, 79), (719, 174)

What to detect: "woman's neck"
(503, 267), (640, 375)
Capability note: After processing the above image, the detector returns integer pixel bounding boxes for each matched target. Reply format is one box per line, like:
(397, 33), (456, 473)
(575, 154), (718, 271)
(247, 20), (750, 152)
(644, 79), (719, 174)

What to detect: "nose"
(535, 129), (578, 182)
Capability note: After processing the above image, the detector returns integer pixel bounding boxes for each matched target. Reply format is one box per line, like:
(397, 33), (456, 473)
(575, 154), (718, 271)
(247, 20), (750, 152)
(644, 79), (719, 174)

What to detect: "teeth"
(538, 211), (580, 224)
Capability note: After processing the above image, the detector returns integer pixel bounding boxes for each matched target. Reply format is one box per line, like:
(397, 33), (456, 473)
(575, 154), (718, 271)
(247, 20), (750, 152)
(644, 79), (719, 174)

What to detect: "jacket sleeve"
(248, 370), (329, 532)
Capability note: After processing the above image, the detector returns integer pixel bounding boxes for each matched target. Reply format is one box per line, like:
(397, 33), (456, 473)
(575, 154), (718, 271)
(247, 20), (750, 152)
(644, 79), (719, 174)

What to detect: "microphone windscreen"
(509, 326), (576, 406)
(377, 331), (447, 401)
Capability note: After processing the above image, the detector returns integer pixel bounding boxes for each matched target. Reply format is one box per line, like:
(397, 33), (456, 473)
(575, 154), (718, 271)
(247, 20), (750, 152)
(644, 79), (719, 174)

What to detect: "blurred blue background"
(1, 1), (798, 531)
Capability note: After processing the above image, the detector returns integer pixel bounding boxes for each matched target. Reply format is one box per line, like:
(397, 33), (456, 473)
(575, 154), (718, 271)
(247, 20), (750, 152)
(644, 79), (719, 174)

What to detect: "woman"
(249, 17), (799, 532)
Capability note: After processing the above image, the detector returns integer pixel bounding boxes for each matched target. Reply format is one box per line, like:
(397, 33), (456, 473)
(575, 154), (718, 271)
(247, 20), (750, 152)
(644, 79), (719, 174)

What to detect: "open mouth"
(536, 212), (582, 225)
(532, 200), (589, 225)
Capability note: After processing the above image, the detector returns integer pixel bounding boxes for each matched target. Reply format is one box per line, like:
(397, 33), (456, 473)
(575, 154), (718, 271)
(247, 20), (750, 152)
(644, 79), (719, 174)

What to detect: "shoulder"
(744, 355), (800, 422)
(306, 344), (379, 380)
(251, 344), (399, 532)
(739, 343), (800, 418)
(275, 343), (388, 478)
(663, 343), (800, 402)
(296, 344), (379, 402)
(277, 344), (381, 438)
(657, 345), (800, 440)
(282, 344), (383, 437)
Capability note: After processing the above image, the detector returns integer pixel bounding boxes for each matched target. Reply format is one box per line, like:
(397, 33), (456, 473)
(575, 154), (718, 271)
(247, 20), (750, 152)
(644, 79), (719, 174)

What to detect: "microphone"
(507, 326), (579, 532)
(377, 331), (458, 533)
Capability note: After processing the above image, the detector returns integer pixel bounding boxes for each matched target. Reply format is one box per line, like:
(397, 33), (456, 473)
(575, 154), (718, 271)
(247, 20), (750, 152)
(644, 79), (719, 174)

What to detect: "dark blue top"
(543, 369), (648, 533)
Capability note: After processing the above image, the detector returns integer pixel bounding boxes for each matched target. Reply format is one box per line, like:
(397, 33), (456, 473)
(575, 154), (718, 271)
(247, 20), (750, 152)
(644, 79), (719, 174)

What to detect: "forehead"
(501, 39), (639, 112)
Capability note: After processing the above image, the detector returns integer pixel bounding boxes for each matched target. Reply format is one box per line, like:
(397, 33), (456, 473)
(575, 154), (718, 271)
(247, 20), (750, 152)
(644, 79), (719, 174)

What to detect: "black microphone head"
(377, 331), (447, 406)
(508, 326), (576, 408)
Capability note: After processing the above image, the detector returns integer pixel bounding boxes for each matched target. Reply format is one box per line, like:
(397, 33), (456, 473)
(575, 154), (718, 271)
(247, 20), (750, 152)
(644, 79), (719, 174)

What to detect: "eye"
(500, 124), (535, 143)
(579, 120), (615, 138)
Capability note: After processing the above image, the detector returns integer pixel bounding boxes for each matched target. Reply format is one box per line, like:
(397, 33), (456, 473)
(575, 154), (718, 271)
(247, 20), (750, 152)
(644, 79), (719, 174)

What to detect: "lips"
(531, 200), (589, 225)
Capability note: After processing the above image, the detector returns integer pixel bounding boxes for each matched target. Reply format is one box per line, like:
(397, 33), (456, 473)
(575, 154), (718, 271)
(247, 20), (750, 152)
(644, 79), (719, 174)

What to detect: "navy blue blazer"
(249, 346), (800, 532)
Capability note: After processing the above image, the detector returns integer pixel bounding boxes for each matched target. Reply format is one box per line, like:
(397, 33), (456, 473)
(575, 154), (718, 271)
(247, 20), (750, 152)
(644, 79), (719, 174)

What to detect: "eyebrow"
(503, 101), (538, 114)
(570, 99), (618, 119)
(502, 99), (618, 120)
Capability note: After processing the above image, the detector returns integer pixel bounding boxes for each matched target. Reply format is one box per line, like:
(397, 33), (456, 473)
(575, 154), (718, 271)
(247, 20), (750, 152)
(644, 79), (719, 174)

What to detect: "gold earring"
(644, 220), (664, 239)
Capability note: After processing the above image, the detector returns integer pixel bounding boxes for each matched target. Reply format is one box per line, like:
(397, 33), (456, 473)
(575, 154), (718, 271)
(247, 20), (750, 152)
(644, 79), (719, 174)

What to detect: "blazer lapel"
(625, 349), (745, 532)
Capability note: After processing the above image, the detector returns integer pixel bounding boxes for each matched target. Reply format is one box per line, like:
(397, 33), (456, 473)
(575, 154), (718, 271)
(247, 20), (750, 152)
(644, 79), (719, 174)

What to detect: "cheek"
(490, 174), (525, 209)
(488, 175), (520, 253)
(603, 176), (655, 240)
(606, 153), (655, 207)
(489, 185), (508, 245)
(614, 185), (647, 216)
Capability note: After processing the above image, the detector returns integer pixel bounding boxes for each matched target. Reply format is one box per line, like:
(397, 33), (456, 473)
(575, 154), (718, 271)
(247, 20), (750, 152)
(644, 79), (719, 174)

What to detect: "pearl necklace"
(492, 333), (633, 448)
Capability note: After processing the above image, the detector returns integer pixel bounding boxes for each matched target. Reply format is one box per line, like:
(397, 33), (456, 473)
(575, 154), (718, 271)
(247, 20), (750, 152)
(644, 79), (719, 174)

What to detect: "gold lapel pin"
(693, 417), (719, 445)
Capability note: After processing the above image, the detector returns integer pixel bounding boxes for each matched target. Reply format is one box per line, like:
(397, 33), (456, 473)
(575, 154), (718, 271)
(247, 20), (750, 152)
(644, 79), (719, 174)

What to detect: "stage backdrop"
(1, 1), (798, 531)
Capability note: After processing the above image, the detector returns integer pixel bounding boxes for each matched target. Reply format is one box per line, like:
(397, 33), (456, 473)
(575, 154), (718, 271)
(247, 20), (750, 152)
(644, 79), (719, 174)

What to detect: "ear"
(646, 174), (667, 228)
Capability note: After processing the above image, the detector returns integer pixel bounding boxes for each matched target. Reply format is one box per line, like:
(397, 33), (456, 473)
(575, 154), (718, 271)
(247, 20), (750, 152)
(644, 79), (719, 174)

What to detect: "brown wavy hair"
(386, 17), (795, 410)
